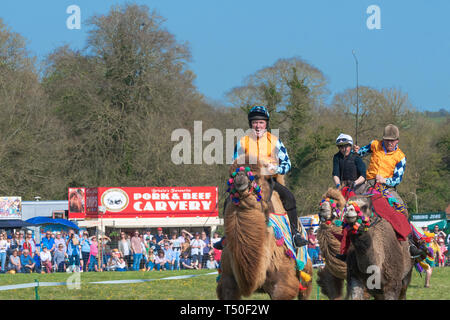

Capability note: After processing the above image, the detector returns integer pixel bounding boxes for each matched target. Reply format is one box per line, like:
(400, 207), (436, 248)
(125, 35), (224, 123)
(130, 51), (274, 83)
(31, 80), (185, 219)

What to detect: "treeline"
(0, 4), (448, 215)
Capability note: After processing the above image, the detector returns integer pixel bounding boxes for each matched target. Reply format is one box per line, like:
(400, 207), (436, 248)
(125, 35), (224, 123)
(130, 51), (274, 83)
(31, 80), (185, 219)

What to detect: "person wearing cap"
(40, 246), (53, 273)
(162, 242), (176, 270)
(54, 231), (66, 254)
(154, 227), (164, 244)
(217, 106), (308, 249)
(333, 133), (366, 194)
(354, 124), (406, 203)
(348, 124), (427, 260)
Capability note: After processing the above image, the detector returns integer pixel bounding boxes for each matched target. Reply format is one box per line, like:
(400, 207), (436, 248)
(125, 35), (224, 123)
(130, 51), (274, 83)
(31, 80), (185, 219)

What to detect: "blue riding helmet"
(248, 106), (270, 127)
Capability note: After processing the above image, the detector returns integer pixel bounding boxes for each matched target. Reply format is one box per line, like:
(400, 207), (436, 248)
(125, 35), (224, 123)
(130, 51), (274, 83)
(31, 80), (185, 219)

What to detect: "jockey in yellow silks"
(214, 106), (308, 250)
(234, 106), (307, 248)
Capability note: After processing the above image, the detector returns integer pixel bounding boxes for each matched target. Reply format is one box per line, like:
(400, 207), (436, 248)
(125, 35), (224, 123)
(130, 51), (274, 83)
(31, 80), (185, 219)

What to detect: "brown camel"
(316, 188), (348, 300)
(216, 158), (313, 300)
(343, 195), (413, 300)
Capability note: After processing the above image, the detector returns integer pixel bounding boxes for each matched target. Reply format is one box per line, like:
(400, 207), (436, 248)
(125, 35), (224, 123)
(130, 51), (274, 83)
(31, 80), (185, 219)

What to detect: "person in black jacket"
(332, 133), (366, 194)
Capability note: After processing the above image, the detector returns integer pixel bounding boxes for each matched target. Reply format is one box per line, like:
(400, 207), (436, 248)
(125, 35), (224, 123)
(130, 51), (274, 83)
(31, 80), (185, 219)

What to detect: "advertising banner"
(68, 188), (86, 219)
(0, 197), (22, 219)
(69, 186), (218, 219)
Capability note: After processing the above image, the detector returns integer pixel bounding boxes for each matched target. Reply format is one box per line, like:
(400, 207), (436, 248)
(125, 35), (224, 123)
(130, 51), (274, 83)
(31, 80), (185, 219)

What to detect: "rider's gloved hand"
(267, 163), (278, 174)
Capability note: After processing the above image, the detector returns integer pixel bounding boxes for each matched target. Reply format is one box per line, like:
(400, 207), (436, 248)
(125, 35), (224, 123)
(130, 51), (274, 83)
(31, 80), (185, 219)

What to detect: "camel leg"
(216, 249), (241, 300)
(267, 278), (298, 300)
(217, 273), (241, 300)
(317, 267), (344, 300)
(348, 276), (366, 300)
(399, 269), (412, 300)
(263, 263), (299, 300)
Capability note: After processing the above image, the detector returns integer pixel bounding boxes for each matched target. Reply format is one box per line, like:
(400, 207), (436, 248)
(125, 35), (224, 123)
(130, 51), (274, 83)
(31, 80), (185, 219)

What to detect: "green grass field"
(0, 267), (449, 300)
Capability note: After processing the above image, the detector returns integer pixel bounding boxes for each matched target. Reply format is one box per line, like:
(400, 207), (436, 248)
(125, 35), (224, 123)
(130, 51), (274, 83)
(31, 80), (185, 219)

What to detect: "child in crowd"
(146, 249), (156, 271)
(154, 250), (169, 271)
(88, 236), (99, 272)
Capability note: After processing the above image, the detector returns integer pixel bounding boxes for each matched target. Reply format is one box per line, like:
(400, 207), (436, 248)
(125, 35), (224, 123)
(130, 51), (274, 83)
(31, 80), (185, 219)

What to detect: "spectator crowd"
(0, 227), (223, 273)
(1, 224), (446, 274)
(305, 224), (449, 267)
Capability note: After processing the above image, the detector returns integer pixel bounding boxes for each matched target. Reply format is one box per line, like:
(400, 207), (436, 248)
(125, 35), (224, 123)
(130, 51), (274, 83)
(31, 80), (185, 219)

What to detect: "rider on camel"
(332, 133), (366, 194)
(336, 124), (423, 260)
(214, 106), (308, 250)
(353, 124), (406, 203)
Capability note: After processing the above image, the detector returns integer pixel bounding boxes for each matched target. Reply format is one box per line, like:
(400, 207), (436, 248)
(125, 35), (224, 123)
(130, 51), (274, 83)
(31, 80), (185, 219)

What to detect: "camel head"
(343, 196), (372, 225)
(226, 156), (272, 214)
(233, 170), (251, 191)
(319, 200), (333, 221)
(318, 188), (346, 224)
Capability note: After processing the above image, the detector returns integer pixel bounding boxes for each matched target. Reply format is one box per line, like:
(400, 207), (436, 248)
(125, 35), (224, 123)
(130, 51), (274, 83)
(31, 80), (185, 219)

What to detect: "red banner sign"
(69, 186), (218, 219)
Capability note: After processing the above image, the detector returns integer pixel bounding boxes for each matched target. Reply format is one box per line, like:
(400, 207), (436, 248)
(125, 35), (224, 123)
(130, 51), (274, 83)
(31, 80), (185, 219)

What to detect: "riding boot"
(287, 208), (308, 248)
(271, 180), (307, 248)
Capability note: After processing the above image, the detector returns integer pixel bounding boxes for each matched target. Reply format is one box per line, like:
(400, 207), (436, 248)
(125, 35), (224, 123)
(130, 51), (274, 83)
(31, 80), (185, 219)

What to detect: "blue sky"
(1, 0), (449, 111)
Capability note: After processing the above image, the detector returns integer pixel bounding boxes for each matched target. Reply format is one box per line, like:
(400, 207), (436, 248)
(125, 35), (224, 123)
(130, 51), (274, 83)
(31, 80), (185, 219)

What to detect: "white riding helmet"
(336, 133), (353, 146)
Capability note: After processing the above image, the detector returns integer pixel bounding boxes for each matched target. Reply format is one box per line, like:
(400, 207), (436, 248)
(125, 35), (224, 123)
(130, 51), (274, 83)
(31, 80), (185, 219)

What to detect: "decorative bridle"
(343, 200), (381, 235)
(226, 166), (262, 206)
(319, 197), (343, 227)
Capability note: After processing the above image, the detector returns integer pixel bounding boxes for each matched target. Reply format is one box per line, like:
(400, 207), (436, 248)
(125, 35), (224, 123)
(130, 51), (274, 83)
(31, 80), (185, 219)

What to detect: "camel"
(343, 195), (413, 300)
(316, 188), (348, 300)
(216, 158), (313, 300)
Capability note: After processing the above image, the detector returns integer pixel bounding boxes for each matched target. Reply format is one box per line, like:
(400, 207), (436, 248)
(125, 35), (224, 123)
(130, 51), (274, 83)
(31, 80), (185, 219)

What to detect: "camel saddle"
(340, 193), (412, 255)
(371, 193), (411, 241)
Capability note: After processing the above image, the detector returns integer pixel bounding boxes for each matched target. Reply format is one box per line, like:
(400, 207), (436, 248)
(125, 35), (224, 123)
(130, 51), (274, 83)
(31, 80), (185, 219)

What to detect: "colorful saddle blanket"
(371, 193), (411, 241)
(268, 212), (309, 271)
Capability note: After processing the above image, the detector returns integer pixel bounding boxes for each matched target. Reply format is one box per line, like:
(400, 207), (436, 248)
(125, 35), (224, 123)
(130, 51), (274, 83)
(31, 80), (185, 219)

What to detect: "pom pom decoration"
(300, 270), (311, 282)
(319, 196), (344, 225)
(276, 237), (285, 246)
(226, 167), (262, 206)
(334, 220), (343, 227)
(285, 249), (295, 259)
